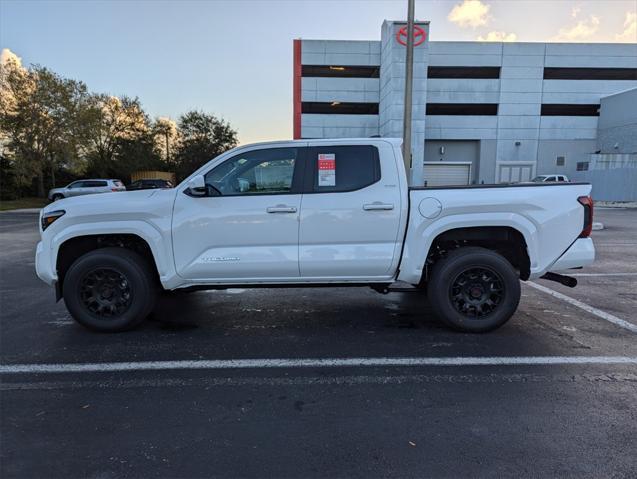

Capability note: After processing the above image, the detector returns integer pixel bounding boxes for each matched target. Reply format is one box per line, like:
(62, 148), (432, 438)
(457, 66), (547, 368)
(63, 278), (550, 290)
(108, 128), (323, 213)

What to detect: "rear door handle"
(363, 203), (394, 211)
(267, 206), (297, 213)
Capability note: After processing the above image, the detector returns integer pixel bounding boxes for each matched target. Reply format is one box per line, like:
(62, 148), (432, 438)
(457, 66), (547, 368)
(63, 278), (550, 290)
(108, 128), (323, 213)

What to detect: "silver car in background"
(48, 179), (126, 201)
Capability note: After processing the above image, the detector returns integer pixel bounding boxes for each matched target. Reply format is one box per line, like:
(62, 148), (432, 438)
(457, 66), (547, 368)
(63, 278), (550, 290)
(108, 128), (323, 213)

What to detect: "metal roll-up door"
(423, 162), (471, 187)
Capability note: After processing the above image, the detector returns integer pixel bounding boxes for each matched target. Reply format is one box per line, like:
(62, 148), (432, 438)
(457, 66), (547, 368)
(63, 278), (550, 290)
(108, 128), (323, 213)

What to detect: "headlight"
(41, 210), (65, 231)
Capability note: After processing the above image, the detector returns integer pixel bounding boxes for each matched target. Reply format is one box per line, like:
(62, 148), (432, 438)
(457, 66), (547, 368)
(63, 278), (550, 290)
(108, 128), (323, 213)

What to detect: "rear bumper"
(549, 238), (595, 272)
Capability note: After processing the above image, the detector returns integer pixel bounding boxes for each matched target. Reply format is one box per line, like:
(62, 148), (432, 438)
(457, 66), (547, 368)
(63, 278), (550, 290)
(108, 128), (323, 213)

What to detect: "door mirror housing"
(186, 175), (207, 197)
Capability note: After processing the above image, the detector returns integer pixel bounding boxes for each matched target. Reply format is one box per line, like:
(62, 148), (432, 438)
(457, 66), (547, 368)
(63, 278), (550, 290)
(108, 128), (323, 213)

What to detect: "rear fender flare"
(397, 212), (538, 284)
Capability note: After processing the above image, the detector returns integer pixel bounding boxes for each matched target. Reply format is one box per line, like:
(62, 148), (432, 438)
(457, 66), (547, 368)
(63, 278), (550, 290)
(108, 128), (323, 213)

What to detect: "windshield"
(531, 176), (547, 182)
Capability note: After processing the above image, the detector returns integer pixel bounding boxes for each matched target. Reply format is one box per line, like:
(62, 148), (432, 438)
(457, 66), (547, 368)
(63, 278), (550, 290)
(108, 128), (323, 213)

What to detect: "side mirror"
(186, 175), (207, 197)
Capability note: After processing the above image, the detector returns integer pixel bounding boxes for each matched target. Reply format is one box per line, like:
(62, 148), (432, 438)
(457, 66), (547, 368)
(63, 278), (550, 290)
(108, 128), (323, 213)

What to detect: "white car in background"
(532, 174), (570, 183)
(48, 179), (126, 201)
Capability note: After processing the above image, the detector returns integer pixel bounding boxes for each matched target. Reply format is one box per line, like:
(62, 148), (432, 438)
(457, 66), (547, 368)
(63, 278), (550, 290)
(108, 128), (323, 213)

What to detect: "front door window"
(205, 148), (298, 196)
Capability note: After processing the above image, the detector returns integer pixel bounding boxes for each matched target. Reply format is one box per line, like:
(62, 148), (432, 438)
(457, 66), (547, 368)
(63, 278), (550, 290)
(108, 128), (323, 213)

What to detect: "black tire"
(63, 247), (157, 332)
(427, 247), (520, 333)
(51, 194), (64, 201)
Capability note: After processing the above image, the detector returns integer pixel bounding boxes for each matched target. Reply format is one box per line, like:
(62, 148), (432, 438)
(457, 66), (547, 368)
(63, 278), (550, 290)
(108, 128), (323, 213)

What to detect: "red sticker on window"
(318, 154), (336, 186)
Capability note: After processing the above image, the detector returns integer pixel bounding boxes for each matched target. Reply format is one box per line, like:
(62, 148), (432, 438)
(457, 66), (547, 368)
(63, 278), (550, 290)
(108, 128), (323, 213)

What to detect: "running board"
(540, 272), (578, 288)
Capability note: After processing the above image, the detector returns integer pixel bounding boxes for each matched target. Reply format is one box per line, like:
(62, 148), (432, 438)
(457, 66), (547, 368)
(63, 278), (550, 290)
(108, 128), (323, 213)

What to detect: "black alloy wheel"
(79, 267), (133, 318)
(63, 247), (157, 332)
(449, 267), (504, 319)
(427, 247), (521, 333)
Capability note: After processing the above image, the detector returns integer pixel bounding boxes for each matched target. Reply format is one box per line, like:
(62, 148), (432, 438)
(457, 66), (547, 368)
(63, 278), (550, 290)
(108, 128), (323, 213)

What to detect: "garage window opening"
(577, 162), (589, 171)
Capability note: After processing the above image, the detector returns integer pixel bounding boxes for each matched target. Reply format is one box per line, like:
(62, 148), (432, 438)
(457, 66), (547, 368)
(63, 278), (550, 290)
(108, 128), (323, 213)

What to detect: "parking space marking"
(527, 281), (637, 333)
(570, 272), (637, 277)
(4, 371), (637, 391)
(1, 356), (637, 375)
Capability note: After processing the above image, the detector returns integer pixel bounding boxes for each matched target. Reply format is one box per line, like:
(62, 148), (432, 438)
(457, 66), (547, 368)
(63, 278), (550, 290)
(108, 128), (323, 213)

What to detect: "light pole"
(402, 0), (415, 184)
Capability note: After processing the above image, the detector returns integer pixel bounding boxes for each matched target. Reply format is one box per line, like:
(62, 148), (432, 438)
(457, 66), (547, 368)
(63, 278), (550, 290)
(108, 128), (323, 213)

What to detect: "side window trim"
(203, 147), (306, 197)
(301, 145), (381, 194)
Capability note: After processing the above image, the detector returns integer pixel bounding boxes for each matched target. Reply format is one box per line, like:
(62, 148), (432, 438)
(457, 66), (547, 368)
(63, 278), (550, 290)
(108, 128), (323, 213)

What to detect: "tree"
(1, 50), (240, 195)
(0, 59), (88, 197)
(80, 94), (150, 177)
(111, 132), (165, 179)
(152, 116), (180, 167)
(175, 111), (238, 179)
(0, 55), (39, 196)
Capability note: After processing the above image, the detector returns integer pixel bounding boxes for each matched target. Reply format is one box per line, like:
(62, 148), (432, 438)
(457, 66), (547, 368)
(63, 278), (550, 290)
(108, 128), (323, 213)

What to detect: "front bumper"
(35, 241), (56, 286)
(550, 238), (595, 272)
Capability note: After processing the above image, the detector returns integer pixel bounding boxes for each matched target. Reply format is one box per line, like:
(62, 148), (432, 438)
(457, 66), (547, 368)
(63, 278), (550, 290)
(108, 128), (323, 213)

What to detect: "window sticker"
(318, 154), (336, 187)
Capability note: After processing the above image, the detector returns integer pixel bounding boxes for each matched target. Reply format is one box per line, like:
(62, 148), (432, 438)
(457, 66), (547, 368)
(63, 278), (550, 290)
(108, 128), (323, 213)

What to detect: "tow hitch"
(540, 272), (578, 288)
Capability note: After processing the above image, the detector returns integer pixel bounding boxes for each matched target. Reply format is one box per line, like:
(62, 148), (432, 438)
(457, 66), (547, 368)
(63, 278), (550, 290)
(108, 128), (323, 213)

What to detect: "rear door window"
(85, 180), (108, 187)
(304, 145), (380, 193)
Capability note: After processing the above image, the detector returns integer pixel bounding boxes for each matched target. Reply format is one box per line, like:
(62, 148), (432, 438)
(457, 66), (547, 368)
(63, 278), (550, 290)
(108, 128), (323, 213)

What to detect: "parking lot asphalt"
(1, 208), (636, 478)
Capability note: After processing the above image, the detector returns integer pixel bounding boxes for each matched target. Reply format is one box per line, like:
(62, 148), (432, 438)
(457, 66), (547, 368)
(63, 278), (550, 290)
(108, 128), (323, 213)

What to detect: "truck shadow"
(48, 287), (562, 362)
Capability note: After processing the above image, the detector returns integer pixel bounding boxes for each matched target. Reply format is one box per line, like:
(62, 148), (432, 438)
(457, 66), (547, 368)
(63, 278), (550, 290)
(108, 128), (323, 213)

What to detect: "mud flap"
(54, 281), (62, 302)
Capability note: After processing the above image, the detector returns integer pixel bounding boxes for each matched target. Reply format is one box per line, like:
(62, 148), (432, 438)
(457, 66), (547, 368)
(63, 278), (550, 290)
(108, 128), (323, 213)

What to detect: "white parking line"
(595, 243), (637, 246)
(527, 281), (637, 333)
(1, 356), (637, 375)
(570, 272), (637, 277)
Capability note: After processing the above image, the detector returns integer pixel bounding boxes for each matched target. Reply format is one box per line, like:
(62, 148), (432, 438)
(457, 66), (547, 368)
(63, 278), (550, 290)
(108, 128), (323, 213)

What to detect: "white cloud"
(477, 30), (517, 42)
(615, 11), (637, 42)
(571, 6), (581, 18)
(552, 15), (600, 42)
(0, 48), (22, 68)
(448, 0), (491, 28)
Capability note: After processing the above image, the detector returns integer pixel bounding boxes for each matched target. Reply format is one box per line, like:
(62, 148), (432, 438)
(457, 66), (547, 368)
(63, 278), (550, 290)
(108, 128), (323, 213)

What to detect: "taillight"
(578, 195), (594, 238)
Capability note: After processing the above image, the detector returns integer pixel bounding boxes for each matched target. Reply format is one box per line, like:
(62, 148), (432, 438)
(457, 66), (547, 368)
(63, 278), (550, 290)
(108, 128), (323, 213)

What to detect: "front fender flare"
(50, 220), (177, 288)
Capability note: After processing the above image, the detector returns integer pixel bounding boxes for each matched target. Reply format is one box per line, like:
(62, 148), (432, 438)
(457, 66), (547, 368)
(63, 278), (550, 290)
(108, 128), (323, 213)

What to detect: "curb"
(592, 222), (604, 231)
(0, 208), (42, 214)
(595, 202), (637, 209)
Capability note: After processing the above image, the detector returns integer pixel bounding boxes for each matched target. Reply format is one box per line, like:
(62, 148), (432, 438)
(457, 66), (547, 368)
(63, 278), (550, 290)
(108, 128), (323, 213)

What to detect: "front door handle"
(363, 203), (394, 211)
(267, 205), (297, 213)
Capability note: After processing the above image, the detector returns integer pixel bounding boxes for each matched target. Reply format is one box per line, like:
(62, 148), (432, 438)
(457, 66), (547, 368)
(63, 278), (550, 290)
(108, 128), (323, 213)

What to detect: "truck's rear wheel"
(427, 247), (520, 333)
(63, 247), (157, 332)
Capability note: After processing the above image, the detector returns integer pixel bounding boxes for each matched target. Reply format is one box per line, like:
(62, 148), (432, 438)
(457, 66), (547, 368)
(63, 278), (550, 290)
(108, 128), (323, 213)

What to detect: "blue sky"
(1, 0), (635, 143)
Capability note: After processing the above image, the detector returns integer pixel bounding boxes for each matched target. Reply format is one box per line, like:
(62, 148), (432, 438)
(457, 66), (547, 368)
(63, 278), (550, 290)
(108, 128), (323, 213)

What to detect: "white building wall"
(301, 114), (379, 138)
(299, 35), (637, 185)
(597, 88), (637, 153)
(301, 40), (380, 66)
(301, 77), (379, 103)
(378, 20), (430, 184)
(494, 43), (544, 178)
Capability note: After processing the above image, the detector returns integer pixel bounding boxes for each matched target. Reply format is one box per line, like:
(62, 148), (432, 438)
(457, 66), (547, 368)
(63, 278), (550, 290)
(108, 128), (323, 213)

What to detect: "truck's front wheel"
(63, 247), (157, 332)
(427, 247), (520, 333)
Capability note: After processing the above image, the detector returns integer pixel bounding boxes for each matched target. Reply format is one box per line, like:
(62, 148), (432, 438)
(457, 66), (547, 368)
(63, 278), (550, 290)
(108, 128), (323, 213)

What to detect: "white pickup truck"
(36, 138), (595, 333)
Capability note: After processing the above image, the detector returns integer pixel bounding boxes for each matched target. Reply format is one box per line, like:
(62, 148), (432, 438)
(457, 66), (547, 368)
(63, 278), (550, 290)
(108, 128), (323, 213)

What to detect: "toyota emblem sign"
(396, 25), (426, 46)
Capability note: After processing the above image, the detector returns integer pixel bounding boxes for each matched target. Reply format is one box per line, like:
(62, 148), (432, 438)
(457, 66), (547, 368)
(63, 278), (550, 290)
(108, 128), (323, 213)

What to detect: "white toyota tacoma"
(36, 138), (595, 333)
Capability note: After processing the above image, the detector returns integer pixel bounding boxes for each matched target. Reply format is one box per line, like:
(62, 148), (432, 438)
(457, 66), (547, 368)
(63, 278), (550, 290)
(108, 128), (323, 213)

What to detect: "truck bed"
(398, 181), (594, 284)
